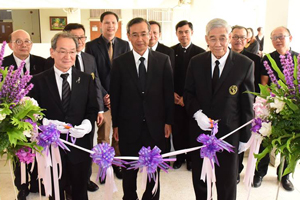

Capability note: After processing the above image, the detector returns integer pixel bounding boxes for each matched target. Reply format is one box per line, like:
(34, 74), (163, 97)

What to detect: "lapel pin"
(91, 73), (95, 80)
(76, 77), (81, 84)
(229, 85), (238, 95)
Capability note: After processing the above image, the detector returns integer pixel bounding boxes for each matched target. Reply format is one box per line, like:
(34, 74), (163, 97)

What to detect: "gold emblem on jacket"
(91, 73), (95, 80)
(229, 85), (238, 95)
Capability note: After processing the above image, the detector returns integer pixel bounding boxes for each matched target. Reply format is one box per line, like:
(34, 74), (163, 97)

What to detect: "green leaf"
(258, 84), (270, 97)
(266, 54), (286, 83)
(7, 130), (27, 146)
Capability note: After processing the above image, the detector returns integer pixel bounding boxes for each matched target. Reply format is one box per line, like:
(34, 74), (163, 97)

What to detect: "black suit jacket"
(241, 49), (261, 93)
(2, 53), (46, 75)
(29, 68), (98, 164)
(44, 52), (104, 111)
(184, 50), (254, 147)
(85, 35), (130, 97)
(171, 43), (205, 96)
(155, 42), (175, 68)
(110, 50), (174, 150)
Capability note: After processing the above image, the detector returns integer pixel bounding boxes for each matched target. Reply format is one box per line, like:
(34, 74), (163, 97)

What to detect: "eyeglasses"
(232, 36), (247, 41)
(271, 35), (289, 41)
(130, 32), (149, 39)
(75, 36), (87, 41)
(12, 39), (32, 46)
(55, 50), (77, 56)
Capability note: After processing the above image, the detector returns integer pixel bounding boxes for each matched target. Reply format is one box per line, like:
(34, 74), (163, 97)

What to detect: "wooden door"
(0, 22), (13, 43)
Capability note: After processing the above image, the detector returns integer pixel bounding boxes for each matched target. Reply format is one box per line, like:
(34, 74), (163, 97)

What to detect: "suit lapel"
(29, 55), (37, 72)
(204, 53), (213, 97)
(45, 69), (63, 111)
(70, 68), (81, 110)
(126, 52), (143, 95)
(8, 54), (18, 69)
(214, 50), (234, 94)
(145, 51), (155, 95)
(80, 52), (88, 72)
(97, 36), (111, 66)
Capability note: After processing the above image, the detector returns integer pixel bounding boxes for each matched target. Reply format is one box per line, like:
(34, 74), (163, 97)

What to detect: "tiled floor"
(0, 156), (299, 200)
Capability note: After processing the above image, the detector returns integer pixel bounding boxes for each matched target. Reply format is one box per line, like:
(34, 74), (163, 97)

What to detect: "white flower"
(270, 97), (285, 113)
(20, 97), (39, 106)
(259, 122), (272, 137)
(0, 109), (6, 121)
(23, 130), (31, 138)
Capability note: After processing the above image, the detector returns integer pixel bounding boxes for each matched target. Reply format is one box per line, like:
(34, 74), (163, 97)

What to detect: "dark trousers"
(191, 150), (238, 200)
(14, 159), (39, 191)
(172, 105), (190, 162)
(119, 122), (165, 200)
(51, 152), (90, 200)
(255, 144), (289, 179)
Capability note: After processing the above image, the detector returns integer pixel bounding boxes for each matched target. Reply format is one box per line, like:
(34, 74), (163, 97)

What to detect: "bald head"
(270, 26), (292, 55)
(8, 29), (32, 60)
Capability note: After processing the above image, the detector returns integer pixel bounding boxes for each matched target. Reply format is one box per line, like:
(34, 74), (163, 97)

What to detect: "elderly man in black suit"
(171, 20), (205, 171)
(29, 32), (98, 200)
(44, 23), (104, 192)
(229, 25), (261, 184)
(110, 18), (174, 200)
(2, 29), (46, 200)
(85, 11), (130, 180)
(184, 18), (254, 200)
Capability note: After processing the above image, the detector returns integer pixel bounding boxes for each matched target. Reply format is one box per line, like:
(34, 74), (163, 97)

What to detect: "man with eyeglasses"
(2, 29), (46, 200)
(184, 18), (254, 200)
(110, 18), (173, 200)
(230, 25), (261, 184)
(171, 20), (205, 171)
(29, 32), (98, 200)
(85, 11), (130, 181)
(253, 26), (298, 191)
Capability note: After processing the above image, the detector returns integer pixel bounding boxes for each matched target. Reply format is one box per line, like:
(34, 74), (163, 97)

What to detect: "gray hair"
(127, 17), (151, 34)
(206, 18), (231, 36)
(51, 32), (78, 50)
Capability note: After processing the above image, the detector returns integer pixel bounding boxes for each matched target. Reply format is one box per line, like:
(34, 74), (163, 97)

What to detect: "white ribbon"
(201, 157), (216, 200)
(104, 166), (117, 200)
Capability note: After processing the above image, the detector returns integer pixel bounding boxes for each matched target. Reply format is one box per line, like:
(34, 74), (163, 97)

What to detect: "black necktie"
(139, 57), (146, 92)
(61, 73), (71, 113)
(23, 63), (27, 75)
(212, 60), (220, 91)
(75, 55), (81, 71)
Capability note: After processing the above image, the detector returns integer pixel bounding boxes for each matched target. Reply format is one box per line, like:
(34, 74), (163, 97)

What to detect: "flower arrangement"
(0, 42), (44, 162)
(251, 51), (300, 178)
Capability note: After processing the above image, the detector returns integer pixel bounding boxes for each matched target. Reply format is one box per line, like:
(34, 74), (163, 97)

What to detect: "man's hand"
(164, 124), (172, 138)
(97, 113), (104, 126)
(113, 127), (119, 141)
(194, 110), (212, 131)
(104, 94), (110, 109)
(178, 97), (184, 107)
(174, 93), (181, 104)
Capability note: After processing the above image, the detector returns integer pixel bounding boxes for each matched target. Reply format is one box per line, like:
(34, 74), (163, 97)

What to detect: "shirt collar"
(211, 48), (230, 67)
(132, 48), (149, 65)
(102, 35), (115, 45)
(150, 42), (158, 51)
(13, 53), (30, 68)
(181, 42), (192, 50)
(54, 65), (73, 77)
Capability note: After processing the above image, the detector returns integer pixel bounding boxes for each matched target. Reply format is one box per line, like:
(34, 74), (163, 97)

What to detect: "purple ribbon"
(128, 146), (172, 181)
(38, 123), (70, 153)
(197, 121), (234, 167)
(250, 118), (262, 133)
(15, 147), (35, 164)
(91, 143), (126, 182)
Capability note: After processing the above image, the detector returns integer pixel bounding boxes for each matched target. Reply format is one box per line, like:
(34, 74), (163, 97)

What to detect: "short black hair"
(126, 17), (150, 34)
(149, 20), (161, 33)
(231, 25), (248, 36)
(175, 20), (193, 31)
(63, 23), (85, 33)
(257, 27), (262, 32)
(100, 11), (119, 22)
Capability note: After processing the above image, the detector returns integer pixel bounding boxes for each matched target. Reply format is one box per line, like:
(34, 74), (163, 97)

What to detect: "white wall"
(2, 43), (51, 59)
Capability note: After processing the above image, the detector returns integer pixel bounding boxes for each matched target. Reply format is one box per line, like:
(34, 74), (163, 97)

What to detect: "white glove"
(69, 119), (92, 138)
(238, 141), (248, 154)
(42, 118), (69, 133)
(193, 110), (212, 131)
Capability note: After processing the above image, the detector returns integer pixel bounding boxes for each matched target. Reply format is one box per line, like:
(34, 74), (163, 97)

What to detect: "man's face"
(8, 30), (32, 59)
(101, 14), (118, 39)
(205, 27), (229, 59)
(127, 22), (150, 55)
(176, 25), (193, 47)
(69, 28), (86, 52)
(230, 28), (248, 53)
(149, 24), (161, 47)
(50, 37), (77, 72)
(271, 27), (292, 54)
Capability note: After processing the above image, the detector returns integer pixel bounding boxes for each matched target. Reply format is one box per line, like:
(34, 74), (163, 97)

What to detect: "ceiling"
(1, 0), (185, 9)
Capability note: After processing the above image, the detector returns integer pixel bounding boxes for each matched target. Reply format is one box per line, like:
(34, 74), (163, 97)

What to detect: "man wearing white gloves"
(184, 18), (254, 200)
(29, 32), (98, 200)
